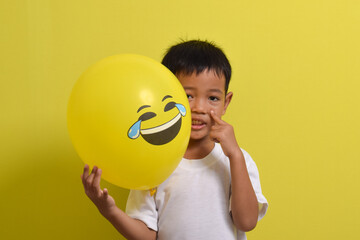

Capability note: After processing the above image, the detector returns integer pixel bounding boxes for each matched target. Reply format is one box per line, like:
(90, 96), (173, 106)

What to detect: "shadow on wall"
(1, 139), (129, 240)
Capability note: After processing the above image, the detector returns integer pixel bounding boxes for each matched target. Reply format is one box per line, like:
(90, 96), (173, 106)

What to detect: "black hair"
(161, 39), (232, 93)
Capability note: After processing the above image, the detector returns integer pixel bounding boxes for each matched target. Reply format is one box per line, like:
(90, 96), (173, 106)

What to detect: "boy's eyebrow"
(184, 87), (223, 94)
(137, 105), (151, 113)
(162, 95), (173, 101)
(208, 89), (223, 94)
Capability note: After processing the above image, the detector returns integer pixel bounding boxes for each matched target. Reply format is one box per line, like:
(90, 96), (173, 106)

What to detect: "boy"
(81, 40), (268, 240)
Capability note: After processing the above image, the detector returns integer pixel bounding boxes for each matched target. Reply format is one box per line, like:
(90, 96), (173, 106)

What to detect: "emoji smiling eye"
(138, 112), (156, 121)
(164, 101), (176, 112)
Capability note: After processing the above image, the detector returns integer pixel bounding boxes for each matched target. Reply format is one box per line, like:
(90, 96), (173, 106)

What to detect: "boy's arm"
(81, 165), (156, 240)
(227, 149), (259, 231)
(209, 111), (259, 232)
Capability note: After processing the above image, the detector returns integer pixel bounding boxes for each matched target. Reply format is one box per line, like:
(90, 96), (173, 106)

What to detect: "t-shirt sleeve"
(230, 149), (268, 221)
(125, 189), (158, 231)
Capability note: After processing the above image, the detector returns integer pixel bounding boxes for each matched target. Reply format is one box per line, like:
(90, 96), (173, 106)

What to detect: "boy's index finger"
(210, 110), (224, 125)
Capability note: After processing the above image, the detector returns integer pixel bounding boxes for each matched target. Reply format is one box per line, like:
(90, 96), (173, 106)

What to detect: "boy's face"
(177, 69), (232, 142)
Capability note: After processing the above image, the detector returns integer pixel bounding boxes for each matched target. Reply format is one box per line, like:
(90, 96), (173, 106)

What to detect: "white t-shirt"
(126, 143), (268, 240)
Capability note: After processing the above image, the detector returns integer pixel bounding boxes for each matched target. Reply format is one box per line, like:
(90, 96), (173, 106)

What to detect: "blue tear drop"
(175, 103), (186, 116)
(128, 120), (141, 139)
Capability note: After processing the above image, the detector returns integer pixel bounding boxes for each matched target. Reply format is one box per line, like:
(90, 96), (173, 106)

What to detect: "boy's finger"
(210, 133), (220, 143)
(103, 188), (109, 199)
(92, 168), (102, 191)
(86, 166), (97, 186)
(209, 129), (220, 142)
(210, 110), (224, 124)
(82, 164), (90, 185)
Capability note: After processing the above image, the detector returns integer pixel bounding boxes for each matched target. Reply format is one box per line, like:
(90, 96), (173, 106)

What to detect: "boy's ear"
(222, 91), (233, 115)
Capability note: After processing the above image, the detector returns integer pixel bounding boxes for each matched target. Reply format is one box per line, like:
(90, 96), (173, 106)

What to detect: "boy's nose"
(191, 98), (206, 114)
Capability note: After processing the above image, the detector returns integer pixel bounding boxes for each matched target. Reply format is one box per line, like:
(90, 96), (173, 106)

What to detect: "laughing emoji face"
(68, 54), (191, 190)
(128, 95), (186, 145)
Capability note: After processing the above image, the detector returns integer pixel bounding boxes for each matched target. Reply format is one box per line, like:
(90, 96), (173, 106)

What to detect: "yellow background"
(1, 0), (359, 239)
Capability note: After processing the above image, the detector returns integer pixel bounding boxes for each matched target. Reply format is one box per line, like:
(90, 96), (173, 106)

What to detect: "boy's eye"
(138, 112), (156, 121)
(209, 96), (219, 101)
(187, 94), (193, 99)
(164, 101), (176, 112)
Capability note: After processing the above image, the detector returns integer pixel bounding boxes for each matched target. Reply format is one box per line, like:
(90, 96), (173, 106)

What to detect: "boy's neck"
(184, 138), (215, 160)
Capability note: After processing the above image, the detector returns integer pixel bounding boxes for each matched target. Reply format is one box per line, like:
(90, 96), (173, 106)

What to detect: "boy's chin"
(189, 133), (211, 142)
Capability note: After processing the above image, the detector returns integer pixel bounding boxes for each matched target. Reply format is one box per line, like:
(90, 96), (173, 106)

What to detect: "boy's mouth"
(191, 119), (206, 130)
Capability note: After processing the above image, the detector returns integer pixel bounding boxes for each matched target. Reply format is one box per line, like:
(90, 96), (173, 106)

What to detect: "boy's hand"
(81, 165), (116, 217)
(209, 110), (242, 159)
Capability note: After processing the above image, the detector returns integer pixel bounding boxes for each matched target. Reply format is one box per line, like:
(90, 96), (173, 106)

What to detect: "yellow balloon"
(67, 54), (191, 190)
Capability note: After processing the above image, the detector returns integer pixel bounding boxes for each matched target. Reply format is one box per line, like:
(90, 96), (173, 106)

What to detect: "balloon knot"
(149, 188), (157, 196)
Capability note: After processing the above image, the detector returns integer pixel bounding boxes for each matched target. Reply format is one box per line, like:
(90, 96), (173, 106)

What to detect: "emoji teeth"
(141, 113), (181, 135)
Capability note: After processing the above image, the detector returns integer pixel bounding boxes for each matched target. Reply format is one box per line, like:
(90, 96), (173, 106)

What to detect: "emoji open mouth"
(140, 112), (182, 145)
